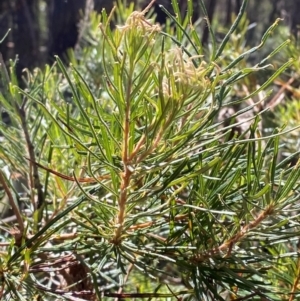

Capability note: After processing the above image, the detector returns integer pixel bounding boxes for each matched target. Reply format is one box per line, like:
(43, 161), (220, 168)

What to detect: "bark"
(48, 0), (85, 62)
(0, 0), (39, 76)
(290, 0), (300, 38)
(225, 0), (232, 26)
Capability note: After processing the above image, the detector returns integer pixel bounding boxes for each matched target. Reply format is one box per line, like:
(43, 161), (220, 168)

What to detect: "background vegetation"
(0, 0), (299, 74)
(0, 0), (300, 300)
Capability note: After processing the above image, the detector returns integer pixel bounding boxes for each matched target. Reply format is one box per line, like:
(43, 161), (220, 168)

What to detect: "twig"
(113, 74), (133, 243)
(0, 170), (24, 234)
(193, 204), (274, 262)
(289, 257), (300, 301)
(115, 263), (134, 301)
(268, 76), (296, 110)
(0, 209), (32, 224)
(25, 157), (110, 183)
(18, 101), (44, 211)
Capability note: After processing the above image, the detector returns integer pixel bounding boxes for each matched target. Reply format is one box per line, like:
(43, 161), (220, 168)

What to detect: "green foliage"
(273, 36), (300, 163)
(0, 1), (300, 300)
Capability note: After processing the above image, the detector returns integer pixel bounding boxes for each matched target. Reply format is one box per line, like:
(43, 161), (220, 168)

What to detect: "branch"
(18, 103), (44, 211)
(0, 170), (24, 234)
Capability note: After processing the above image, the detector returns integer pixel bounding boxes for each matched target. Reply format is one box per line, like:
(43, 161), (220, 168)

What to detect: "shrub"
(0, 1), (299, 300)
